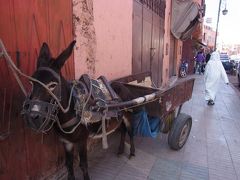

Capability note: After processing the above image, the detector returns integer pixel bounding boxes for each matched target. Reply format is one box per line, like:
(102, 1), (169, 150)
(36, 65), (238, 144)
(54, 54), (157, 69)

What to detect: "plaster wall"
(203, 25), (215, 48)
(73, 0), (132, 80)
(93, 0), (133, 80)
(73, 0), (97, 79)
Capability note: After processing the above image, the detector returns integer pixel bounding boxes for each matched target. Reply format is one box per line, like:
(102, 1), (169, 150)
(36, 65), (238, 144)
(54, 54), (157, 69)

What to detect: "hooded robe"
(204, 51), (229, 101)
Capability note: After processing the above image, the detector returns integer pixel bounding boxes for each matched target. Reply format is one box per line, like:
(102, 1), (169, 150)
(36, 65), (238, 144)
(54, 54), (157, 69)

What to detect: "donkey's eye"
(47, 82), (58, 91)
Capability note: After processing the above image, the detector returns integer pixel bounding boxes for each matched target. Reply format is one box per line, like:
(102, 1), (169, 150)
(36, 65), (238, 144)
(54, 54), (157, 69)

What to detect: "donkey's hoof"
(128, 153), (135, 159)
(84, 175), (90, 180)
(68, 174), (75, 180)
(117, 148), (124, 156)
(117, 151), (123, 157)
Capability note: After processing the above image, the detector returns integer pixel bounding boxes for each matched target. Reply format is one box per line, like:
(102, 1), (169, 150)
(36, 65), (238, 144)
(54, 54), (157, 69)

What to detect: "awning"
(171, 0), (202, 41)
(196, 40), (207, 47)
(192, 22), (203, 40)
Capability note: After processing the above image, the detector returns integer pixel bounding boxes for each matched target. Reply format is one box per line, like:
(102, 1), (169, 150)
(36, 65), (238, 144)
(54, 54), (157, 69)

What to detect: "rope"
(0, 40), (27, 96)
(90, 119), (123, 139)
(55, 75), (93, 134)
(101, 109), (108, 149)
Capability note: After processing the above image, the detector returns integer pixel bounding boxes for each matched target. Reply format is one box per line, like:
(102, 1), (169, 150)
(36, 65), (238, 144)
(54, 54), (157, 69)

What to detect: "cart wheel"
(168, 113), (192, 150)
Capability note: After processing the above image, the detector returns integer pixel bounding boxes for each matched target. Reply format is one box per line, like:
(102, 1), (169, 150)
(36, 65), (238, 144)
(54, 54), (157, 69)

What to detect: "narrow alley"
(72, 75), (240, 180)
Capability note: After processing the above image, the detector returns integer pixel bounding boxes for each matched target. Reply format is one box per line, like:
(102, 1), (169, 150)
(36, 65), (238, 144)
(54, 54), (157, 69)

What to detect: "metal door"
(132, 0), (165, 87)
(0, 0), (73, 179)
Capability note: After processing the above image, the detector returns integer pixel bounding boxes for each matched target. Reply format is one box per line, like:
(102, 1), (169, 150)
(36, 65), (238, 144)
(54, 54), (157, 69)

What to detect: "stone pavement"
(74, 75), (240, 180)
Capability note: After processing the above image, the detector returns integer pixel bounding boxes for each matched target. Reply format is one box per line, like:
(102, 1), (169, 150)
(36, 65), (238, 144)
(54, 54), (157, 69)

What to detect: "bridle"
(22, 98), (59, 132)
(21, 67), (93, 134)
(22, 67), (75, 133)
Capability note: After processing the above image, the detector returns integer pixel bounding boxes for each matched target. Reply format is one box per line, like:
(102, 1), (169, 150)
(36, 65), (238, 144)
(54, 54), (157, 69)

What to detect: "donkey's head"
(22, 41), (76, 132)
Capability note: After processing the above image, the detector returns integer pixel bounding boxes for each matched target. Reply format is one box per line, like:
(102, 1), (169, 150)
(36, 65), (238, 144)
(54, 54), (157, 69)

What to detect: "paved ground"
(72, 75), (240, 180)
(228, 74), (240, 91)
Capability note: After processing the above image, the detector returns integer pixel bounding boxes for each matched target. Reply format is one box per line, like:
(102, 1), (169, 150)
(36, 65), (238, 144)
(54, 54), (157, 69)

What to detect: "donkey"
(22, 40), (135, 180)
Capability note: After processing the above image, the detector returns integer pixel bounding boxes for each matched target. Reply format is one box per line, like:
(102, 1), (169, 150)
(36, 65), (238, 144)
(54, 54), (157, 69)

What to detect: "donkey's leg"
(61, 139), (75, 180)
(118, 122), (127, 155)
(78, 137), (90, 180)
(123, 115), (135, 159)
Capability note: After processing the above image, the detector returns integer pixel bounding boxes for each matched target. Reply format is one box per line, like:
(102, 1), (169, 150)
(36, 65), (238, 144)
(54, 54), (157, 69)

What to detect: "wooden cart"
(99, 73), (195, 150)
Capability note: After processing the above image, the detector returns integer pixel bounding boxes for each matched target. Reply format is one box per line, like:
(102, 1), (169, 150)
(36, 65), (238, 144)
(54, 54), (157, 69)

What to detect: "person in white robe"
(204, 51), (229, 105)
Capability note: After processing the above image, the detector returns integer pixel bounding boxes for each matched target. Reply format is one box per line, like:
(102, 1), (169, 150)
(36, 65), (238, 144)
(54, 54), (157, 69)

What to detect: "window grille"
(137, 0), (166, 17)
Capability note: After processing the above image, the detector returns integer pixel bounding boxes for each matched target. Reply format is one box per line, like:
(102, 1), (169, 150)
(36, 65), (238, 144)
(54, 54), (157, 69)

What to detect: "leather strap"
(61, 117), (79, 128)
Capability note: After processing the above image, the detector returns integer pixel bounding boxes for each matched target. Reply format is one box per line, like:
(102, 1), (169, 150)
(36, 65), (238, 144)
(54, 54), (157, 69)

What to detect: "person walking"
(205, 48), (213, 64)
(204, 51), (229, 105)
(205, 51), (211, 64)
(194, 51), (205, 74)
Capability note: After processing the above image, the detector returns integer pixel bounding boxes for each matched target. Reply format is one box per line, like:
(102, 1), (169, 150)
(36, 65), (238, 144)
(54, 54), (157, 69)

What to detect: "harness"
(21, 67), (89, 133)
(0, 40), (121, 148)
(21, 67), (121, 143)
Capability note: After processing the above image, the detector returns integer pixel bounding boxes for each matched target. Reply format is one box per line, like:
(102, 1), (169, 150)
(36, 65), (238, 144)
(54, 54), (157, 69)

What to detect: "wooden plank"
(151, 13), (160, 87)
(142, 7), (152, 73)
(113, 71), (151, 83)
(158, 17), (164, 86)
(169, 34), (176, 77)
(132, 1), (143, 74)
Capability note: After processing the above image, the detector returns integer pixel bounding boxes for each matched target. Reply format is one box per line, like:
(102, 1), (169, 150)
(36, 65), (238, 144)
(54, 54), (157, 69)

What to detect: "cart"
(88, 72), (195, 150)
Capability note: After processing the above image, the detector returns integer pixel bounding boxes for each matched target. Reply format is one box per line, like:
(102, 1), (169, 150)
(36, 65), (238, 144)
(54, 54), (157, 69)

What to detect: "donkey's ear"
(37, 42), (52, 68)
(54, 40), (76, 70)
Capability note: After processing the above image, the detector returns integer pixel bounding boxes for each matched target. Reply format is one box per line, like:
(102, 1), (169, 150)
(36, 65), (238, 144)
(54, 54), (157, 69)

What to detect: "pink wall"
(93, 0), (133, 80)
(73, 0), (132, 80)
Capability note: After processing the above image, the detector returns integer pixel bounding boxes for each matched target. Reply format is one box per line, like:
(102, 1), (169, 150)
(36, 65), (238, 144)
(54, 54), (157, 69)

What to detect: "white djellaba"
(204, 51), (229, 103)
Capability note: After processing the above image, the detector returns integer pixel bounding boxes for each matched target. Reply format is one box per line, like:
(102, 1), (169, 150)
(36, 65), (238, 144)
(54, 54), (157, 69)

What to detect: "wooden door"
(0, 0), (73, 179)
(169, 34), (176, 77)
(132, 1), (143, 74)
(142, 6), (152, 73)
(132, 0), (165, 87)
(151, 13), (165, 87)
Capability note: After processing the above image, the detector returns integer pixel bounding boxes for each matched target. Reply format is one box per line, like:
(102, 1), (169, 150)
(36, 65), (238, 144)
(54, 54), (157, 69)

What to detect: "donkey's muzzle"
(22, 98), (59, 132)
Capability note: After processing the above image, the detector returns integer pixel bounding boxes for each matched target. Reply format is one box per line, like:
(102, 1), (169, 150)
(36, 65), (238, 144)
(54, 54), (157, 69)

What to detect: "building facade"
(0, 0), (203, 178)
(203, 25), (216, 49)
(74, 0), (184, 87)
(181, 0), (206, 74)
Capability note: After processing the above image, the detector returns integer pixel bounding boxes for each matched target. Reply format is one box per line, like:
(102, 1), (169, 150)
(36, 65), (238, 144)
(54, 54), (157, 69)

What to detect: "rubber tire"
(180, 69), (187, 78)
(168, 113), (192, 150)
